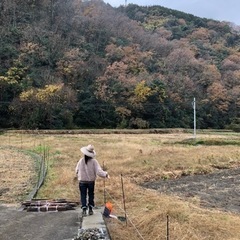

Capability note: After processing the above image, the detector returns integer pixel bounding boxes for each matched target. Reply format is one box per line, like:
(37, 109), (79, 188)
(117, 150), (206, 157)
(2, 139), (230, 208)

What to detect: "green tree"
(10, 84), (77, 129)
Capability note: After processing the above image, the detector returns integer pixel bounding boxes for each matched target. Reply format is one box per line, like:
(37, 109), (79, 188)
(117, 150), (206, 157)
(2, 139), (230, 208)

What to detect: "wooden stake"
(103, 161), (106, 204)
(121, 174), (127, 226)
(167, 215), (170, 240)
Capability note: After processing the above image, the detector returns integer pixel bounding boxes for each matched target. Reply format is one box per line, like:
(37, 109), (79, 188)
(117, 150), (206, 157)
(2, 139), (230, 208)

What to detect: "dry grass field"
(0, 148), (36, 203)
(1, 130), (240, 240)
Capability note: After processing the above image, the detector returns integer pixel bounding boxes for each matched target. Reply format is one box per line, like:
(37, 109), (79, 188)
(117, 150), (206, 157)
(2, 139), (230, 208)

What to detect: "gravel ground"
(142, 167), (240, 214)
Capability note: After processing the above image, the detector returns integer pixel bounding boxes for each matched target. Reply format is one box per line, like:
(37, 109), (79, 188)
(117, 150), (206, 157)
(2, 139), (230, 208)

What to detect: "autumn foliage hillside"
(0, 0), (239, 129)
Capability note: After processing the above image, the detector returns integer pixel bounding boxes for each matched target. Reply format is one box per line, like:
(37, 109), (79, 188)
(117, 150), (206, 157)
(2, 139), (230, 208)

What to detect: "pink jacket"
(75, 158), (108, 181)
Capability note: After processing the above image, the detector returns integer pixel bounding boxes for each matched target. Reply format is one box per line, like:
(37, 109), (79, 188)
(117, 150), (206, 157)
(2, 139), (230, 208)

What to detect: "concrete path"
(77, 206), (110, 239)
(0, 204), (110, 240)
(81, 207), (106, 229)
(0, 204), (80, 240)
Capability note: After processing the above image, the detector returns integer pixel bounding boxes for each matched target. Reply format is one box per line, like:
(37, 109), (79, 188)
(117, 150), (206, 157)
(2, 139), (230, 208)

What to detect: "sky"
(103, 0), (240, 26)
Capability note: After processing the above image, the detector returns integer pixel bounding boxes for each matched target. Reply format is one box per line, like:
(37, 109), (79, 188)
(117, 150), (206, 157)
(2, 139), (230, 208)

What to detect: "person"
(75, 144), (109, 216)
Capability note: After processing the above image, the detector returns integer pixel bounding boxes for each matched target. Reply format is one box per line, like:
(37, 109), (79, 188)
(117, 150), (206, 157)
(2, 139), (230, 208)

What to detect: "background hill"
(0, 0), (239, 129)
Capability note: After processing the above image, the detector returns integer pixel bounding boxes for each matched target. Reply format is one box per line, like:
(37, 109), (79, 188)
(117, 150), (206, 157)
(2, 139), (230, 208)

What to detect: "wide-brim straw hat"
(80, 144), (96, 158)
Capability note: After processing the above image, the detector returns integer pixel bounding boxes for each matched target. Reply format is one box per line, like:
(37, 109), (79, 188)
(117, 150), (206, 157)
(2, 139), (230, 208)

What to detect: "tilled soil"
(142, 167), (240, 214)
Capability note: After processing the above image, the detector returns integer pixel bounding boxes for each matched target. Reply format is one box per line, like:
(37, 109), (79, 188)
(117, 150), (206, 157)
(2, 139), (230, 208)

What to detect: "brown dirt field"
(142, 167), (240, 214)
(1, 133), (240, 213)
(1, 132), (240, 240)
(0, 147), (36, 204)
(2, 144), (240, 215)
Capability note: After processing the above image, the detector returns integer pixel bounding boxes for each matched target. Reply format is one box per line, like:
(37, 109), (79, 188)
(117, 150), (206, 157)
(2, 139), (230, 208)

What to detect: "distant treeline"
(0, 0), (239, 130)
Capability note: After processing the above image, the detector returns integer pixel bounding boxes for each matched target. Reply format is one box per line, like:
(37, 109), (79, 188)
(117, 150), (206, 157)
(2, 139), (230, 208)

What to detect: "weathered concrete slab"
(81, 207), (105, 229)
(79, 206), (111, 240)
(0, 204), (80, 240)
(0, 204), (111, 240)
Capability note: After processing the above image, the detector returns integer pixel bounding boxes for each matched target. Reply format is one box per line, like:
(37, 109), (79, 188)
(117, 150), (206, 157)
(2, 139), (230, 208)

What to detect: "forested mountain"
(0, 0), (239, 129)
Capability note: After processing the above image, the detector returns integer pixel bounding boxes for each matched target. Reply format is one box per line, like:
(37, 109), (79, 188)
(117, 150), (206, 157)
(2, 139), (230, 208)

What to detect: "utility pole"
(193, 98), (196, 138)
